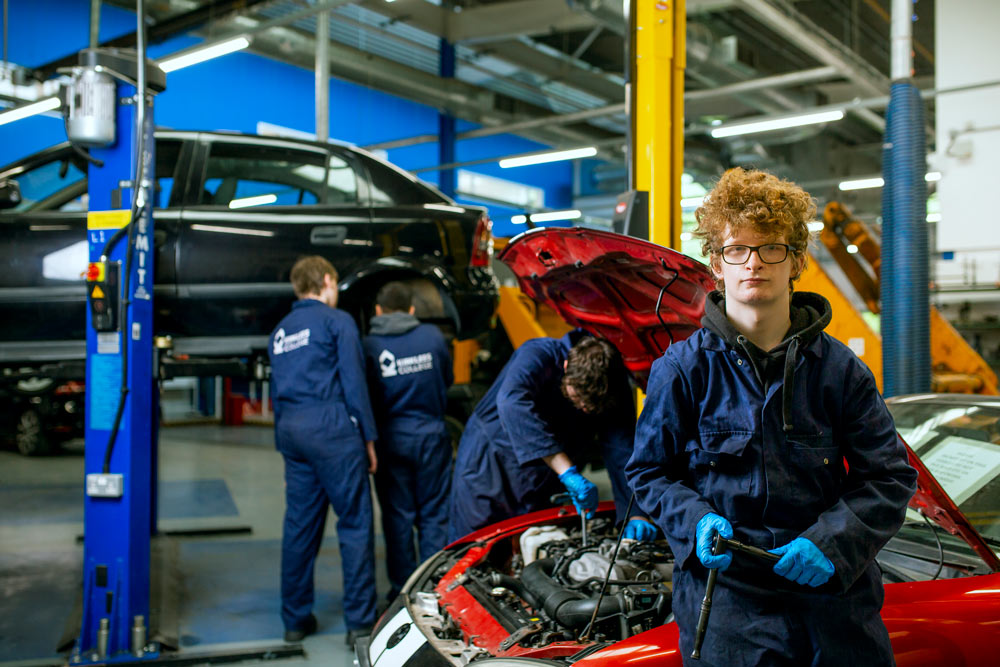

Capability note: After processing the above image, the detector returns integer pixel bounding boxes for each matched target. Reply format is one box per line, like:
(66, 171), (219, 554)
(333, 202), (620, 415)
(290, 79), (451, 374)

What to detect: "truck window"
(327, 154), (359, 205)
(12, 154), (86, 211)
(360, 154), (440, 206)
(6, 140), (181, 212)
(200, 142), (331, 207)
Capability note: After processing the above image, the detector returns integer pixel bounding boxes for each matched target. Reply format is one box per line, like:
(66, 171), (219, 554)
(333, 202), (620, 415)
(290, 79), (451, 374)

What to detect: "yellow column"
(634, 0), (685, 250)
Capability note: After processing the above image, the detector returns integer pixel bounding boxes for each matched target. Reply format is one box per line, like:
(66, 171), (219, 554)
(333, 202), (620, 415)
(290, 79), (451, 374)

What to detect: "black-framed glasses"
(718, 243), (793, 265)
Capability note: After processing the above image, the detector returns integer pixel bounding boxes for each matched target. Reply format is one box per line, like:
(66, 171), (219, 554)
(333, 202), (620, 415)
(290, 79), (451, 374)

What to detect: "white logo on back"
(379, 350), (434, 378)
(273, 327), (310, 355)
(379, 349), (398, 377)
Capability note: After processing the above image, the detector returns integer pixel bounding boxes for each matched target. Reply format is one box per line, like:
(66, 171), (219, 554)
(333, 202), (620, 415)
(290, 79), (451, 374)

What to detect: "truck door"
(0, 140), (184, 363)
(175, 136), (371, 349)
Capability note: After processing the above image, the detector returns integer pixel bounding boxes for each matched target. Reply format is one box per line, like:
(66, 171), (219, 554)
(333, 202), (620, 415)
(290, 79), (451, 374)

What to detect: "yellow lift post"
(633, 0), (685, 251)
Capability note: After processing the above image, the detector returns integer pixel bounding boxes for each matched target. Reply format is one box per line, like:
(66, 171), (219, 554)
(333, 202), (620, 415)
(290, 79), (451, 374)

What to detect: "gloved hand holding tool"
(558, 465), (598, 519)
(695, 513), (733, 571)
(622, 517), (658, 541)
(692, 533), (780, 660)
(769, 537), (834, 587)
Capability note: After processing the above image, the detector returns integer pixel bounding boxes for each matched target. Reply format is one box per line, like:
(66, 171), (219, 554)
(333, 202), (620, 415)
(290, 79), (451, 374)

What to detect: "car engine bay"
(397, 514), (675, 664)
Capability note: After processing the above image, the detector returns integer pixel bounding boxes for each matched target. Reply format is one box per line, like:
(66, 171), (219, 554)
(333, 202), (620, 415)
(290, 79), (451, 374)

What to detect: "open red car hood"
(498, 227), (716, 389)
(499, 227), (1000, 571)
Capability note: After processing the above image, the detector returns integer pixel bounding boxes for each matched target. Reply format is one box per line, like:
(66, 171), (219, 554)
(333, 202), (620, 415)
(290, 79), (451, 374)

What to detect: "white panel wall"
(934, 0), (1000, 295)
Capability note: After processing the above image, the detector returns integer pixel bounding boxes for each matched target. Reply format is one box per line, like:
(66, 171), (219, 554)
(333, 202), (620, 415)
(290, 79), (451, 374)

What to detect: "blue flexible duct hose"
(881, 81), (930, 397)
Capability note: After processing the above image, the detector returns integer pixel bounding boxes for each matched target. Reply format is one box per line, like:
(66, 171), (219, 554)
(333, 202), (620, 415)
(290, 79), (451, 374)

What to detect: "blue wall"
(0, 1), (573, 238)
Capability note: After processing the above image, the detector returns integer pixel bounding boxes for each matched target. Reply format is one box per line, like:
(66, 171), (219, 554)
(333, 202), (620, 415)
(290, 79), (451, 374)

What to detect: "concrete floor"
(1, 423), (616, 667)
(0, 424), (388, 667)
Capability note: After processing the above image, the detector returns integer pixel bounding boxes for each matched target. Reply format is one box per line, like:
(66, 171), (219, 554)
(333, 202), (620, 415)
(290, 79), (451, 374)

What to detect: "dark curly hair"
(694, 167), (815, 290)
(561, 337), (624, 415)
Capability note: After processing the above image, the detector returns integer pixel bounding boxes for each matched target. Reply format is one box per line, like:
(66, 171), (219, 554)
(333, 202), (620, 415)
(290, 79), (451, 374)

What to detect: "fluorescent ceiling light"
(839, 177), (885, 191)
(0, 97), (61, 126)
(511, 215), (528, 224)
(530, 209), (581, 223)
(680, 232), (693, 241)
(711, 110), (845, 138)
(499, 147), (597, 169)
(158, 36), (251, 73)
(191, 223), (274, 237)
(807, 221), (825, 232)
(846, 244), (859, 254)
(839, 172), (941, 191)
(229, 193), (277, 209)
(926, 212), (942, 223)
(680, 196), (704, 208)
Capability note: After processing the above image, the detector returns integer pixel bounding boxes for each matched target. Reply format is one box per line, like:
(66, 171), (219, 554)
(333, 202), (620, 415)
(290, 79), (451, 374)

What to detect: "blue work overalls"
(448, 331), (639, 543)
(627, 292), (918, 666)
(269, 299), (378, 633)
(363, 313), (453, 598)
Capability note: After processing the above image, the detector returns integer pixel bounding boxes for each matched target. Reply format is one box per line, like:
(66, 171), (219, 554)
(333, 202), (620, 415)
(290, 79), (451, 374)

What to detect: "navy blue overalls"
(626, 292), (918, 666)
(269, 299), (378, 634)
(448, 330), (638, 543)
(363, 312), (453, 598)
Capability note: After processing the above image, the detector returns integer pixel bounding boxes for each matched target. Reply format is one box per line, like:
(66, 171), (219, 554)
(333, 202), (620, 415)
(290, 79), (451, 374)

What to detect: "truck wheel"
(15, 407), (51, 456)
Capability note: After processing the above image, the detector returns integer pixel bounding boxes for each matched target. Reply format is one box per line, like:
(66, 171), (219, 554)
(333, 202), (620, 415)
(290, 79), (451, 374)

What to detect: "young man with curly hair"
(448, 331), (656, 542)
(626, 168), (917, 665)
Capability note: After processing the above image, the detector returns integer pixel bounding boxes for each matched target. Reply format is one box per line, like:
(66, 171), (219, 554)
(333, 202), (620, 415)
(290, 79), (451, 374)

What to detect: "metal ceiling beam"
(357, 0), (591, 44)
(364, 65), (846, 151)
(686, 66), (839, 102)
(735, 0), (890, 131)
(36, 0), (272, 80)
(409, 136), (625, 175)
(484, 39), (624, 102)
(229, 21), (602, 149)
(449, 0), (594, 44)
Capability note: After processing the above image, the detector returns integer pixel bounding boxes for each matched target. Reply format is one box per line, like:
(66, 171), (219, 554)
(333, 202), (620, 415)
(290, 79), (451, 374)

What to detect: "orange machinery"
(798, 202), (997, 395)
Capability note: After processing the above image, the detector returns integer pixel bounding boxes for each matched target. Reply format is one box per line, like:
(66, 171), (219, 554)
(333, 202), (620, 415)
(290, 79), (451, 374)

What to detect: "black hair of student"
(561, 337), (625, 415)
(376, 281), (413, 313)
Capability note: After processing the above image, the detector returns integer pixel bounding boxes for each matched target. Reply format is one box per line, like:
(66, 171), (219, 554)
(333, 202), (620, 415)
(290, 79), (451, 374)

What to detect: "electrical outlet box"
(87, 473), (124, 498)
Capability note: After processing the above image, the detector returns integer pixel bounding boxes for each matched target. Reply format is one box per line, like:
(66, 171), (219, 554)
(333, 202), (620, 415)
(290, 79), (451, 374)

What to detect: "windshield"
(888, 400), (1000, 543)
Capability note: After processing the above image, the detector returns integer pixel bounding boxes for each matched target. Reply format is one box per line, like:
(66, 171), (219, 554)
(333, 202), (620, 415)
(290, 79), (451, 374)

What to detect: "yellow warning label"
(87, 210), (131, 230)
(91, 285), (105, 299)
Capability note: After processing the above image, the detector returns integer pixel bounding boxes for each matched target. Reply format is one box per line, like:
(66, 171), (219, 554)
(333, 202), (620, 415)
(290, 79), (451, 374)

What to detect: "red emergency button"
(87, 262), (105, 282)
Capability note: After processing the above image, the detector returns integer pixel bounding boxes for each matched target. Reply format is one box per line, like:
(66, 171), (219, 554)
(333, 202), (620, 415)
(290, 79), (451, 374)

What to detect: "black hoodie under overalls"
(626, 290), (918, 666)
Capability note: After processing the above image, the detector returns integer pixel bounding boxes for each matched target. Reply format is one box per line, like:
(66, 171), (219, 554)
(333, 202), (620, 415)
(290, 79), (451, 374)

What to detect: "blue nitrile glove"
(695, 513), (733, 571)
(623, 518), (658, 541)
(558, 465), (598, 518)
(769, 537), (835, 587)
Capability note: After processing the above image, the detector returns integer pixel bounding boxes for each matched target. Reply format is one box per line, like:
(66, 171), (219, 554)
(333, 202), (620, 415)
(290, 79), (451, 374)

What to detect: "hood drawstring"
(782, 335), (801, 432)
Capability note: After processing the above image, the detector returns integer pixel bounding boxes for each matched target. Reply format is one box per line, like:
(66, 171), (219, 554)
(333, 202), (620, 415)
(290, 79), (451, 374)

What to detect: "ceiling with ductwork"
(78, 0), (935, 217)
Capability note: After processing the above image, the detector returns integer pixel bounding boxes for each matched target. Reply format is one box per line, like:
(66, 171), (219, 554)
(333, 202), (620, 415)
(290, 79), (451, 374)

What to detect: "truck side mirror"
(0, 179), (22, 209)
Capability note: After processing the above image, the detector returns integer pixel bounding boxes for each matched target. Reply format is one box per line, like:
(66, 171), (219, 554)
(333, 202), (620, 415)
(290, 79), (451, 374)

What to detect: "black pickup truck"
(0, 130), (498, 446)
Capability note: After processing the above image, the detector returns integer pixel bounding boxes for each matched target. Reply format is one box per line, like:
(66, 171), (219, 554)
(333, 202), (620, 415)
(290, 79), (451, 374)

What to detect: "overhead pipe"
(365, 66), (843, 152)
(881, 0), (929, 396)
(90, 0), (100, 49)
(685, 66), (839, 103)
(736, 0), (888, 132)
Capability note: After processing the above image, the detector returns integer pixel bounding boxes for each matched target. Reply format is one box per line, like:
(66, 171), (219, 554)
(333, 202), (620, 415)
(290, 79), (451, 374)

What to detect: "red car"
(360, 228), (1000, 667)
